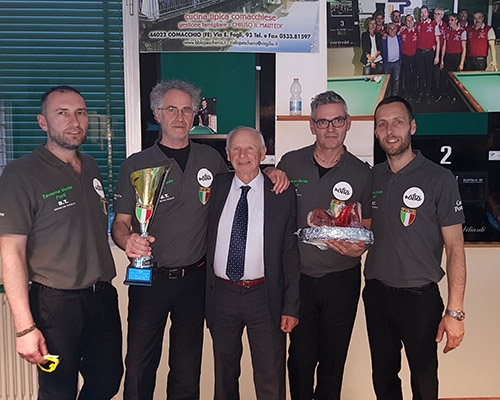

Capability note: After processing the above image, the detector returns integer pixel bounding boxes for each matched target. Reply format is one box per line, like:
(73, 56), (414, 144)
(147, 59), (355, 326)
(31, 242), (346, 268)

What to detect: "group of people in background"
(361, 6), (498, 104)
(0, 80), (466, 400)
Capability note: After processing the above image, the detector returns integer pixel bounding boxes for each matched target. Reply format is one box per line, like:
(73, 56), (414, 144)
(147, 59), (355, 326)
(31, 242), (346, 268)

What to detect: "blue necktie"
(226, 186), (251, 282)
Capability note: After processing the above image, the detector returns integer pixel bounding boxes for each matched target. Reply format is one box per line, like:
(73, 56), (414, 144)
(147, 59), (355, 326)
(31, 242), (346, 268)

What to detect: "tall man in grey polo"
(364, 96), (466, 399)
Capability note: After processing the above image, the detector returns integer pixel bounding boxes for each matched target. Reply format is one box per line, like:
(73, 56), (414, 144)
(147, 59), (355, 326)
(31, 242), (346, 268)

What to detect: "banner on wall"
(139, 0), (319, 53)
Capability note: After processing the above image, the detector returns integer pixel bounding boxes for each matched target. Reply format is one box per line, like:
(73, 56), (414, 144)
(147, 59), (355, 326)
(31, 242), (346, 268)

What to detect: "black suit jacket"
(205, 173), (300, 329)
(360, 31), (383, 65)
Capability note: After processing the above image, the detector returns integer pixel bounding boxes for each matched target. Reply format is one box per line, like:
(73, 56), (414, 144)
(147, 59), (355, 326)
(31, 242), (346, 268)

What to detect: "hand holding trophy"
(124, 165), (171, 286)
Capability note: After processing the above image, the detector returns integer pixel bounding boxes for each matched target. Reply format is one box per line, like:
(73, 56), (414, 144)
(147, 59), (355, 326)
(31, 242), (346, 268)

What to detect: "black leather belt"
(32, 281), (110, 293)
(371, 279), (436, 294)
(155, 257), (206, 279)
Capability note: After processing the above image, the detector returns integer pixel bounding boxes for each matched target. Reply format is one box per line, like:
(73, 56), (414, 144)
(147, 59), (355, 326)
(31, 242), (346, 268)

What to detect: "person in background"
(373, 10), (387, 35)
(432, 7), (447, 102)
(197, 98), (211, 127)
(364, 96), (466, 400)
(390, 9), (402, 32)
(361, 17), (384, 75)
(459, 8), (470, 29)
(382, 23), (403, 96)
(416, 5), (441, 103)
(205, 127), (300, 400)
(0, 85), (123, 399)
(466, 11), (498, 71)
(440, 13), (467, 103)
(400, 15), (418, 99)
(112, 79), (288, 400)
(278, 91), (372, 400)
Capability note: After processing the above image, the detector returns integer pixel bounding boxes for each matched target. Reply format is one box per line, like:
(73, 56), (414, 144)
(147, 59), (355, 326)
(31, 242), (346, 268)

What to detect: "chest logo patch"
(197, 168), (213, 188)
(199, 187), (211, 205)
(93, 178), (105, 198)
(93, 178), (108, 215)
(401, 207), (416, 227)
(332, 181), (352, 201)
(403, 187), (425, 208)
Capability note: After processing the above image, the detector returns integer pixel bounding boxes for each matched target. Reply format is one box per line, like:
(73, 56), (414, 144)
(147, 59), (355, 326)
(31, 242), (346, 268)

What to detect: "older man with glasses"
(113, 79), (290, 400)
(278, 91), (372, 400)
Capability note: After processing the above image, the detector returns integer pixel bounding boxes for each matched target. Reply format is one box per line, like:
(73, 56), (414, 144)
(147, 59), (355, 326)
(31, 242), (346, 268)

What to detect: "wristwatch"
(445, 309), (466, 321)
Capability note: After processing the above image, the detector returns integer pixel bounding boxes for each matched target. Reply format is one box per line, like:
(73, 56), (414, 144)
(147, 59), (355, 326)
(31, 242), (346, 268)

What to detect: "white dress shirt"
(214, 173), (265, 280)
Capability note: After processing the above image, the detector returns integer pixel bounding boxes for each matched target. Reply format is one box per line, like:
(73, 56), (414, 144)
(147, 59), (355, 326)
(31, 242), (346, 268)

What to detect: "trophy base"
(124, 265), (153, 286)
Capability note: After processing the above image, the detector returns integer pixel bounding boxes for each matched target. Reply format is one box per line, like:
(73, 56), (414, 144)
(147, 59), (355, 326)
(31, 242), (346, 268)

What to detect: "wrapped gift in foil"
(296, 226), (374, 251)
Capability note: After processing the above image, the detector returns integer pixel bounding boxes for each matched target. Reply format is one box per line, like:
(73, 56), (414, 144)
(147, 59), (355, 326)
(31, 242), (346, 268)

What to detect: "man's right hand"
(17, 328), (48, 365)
(125, 233), (156, 259)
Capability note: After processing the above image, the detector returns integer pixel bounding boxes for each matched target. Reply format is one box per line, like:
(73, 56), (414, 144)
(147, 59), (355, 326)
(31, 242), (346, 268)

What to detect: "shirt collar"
(232, 171), (264, 192)
(384, 150), (425, 175)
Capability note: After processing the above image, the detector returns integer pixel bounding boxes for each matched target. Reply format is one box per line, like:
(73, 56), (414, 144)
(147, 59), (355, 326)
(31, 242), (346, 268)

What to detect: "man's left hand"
(262, 167), (290, 194)
(281, 315), (299, 333)
(324, 240), (366, 257)
(435, 315), (464, 353)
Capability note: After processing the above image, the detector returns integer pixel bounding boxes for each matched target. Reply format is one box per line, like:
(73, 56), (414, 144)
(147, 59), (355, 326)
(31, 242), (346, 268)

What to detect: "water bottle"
(289, 78), (302, 116)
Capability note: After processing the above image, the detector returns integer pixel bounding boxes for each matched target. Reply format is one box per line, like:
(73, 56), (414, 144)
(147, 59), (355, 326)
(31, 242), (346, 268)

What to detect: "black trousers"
(288, 265), (360, 400)
(443, 53), (462, 97)
(402, 54), (417, 95)
(466, 56), (487, 71)
(124, 265), (206, 400)
(416, 49), (436, 96)
(210, 280), (286, 400)
(363, 279), (444, 400)
(30, 282), (123, 400)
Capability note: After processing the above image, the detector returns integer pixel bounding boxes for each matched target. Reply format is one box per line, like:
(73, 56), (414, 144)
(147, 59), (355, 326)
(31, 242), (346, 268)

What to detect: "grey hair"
(310, 91), (348, 119)
(226, 126), (266, 151)
(149, 80), (201, 113)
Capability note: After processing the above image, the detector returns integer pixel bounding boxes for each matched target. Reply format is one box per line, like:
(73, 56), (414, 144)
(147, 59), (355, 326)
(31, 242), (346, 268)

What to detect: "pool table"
(327, 75), (390, 118)
(449, 71), (500, 112)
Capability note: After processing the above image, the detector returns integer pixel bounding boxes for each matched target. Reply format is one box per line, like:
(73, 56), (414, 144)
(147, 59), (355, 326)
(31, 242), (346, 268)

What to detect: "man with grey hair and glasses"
(112, 80), (289, 400)
(278, 91), (372, 400)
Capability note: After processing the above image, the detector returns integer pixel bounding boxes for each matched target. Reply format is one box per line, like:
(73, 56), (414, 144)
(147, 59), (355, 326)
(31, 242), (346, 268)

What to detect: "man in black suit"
(206, 126), (301, 400)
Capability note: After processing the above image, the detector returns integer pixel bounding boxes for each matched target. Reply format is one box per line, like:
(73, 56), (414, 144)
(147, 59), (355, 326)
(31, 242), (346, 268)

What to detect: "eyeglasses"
(157, 106), (195, 117)
(312, 116), (348, 129)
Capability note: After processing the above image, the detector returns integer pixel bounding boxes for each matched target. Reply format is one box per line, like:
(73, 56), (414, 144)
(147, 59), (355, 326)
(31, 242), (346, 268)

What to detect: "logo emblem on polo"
(93, 178), (105, 198)
(332, 181), (352, 201)
(400, 207), (416, 227)
(199, 187), (211, 205)
(197, 168), (214, 188)
(403, 187), (425, 208)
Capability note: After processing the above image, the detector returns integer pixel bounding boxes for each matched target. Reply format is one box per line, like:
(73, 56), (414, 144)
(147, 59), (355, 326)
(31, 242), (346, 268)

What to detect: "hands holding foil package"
(296, 201), (374, 251)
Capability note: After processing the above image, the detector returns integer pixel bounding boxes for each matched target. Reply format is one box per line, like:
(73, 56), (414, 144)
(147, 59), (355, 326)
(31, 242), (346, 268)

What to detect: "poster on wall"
(139, 0), (319, 53)
(327, 0), (361, 47)
(326, 0), (499, 242)
(327, 0), (498, 117)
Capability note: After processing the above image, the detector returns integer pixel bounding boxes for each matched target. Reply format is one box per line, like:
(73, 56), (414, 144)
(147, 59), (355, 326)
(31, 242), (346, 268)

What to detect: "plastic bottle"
(289, 78), (302, 116)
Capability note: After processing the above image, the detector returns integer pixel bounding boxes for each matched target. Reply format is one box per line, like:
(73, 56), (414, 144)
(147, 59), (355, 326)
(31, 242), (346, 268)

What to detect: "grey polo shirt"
(114, 142), (227, 268)
(365, 151), (465, 287)
(0, 145), (116, 289)
(278, 145), (373, 277)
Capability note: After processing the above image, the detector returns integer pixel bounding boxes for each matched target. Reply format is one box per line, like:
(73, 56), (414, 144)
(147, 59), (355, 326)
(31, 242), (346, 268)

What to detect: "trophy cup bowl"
(124, 165), (170, 286)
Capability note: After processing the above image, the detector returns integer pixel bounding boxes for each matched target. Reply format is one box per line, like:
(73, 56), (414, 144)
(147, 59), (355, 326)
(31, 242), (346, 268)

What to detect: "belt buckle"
(240, 280), (251, 288)
(168, 268), (184, 279)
